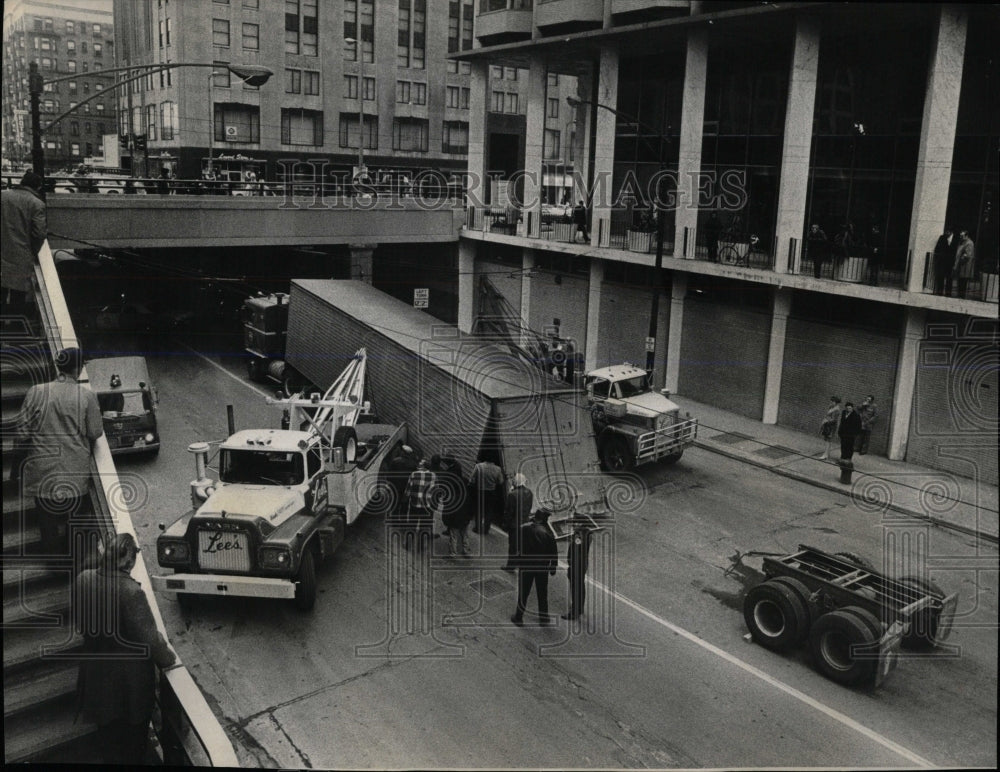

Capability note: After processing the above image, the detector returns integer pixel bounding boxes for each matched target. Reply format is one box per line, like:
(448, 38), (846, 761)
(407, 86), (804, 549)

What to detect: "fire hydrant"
(838, 459), (854, 485)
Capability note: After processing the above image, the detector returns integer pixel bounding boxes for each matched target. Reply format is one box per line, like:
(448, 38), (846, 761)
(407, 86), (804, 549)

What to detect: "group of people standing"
(386, 446), (591, 625)
(933, 225), (977, 299)
(806, 221), (884, 285)
(820, 394), (878, 462)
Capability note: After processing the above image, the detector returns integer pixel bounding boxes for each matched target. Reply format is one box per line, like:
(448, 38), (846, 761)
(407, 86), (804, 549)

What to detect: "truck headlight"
(145, 432), (155, 443)
(260, 546), (292, 569)
(158, 539), (190, 564)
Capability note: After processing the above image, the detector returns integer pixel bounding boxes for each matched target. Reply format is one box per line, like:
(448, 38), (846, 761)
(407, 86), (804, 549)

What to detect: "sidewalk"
(670, 395), (999, 544)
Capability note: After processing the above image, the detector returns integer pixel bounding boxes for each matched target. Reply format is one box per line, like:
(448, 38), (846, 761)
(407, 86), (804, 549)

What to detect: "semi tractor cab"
(585, 364), (698, 472)
(152, 349), (405, 611)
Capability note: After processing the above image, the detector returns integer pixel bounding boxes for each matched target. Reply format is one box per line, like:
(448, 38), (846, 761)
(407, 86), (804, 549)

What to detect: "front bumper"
(152, 572), (296, 599)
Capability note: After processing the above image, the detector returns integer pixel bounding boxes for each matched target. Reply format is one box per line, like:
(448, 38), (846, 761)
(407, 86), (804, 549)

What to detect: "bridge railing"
(33, 240), (241, 768)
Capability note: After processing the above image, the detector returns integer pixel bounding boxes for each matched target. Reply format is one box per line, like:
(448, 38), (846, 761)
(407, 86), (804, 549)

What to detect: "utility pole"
(29, 62), (45, 177)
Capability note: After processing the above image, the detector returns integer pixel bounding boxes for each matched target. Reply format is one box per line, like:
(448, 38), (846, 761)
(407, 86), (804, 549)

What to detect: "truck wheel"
(897, 575), (944, 650)
(293, 549), (317, 611)
(743, 580), (809, 651)
(834, 551), (875, 571)
(808, 609), (878, 686)
(599, 434), (633, 472)
(282, 369), (303, 397)
(767, 576), (814, 642)
(661, 450), (684, 465)
(333, 426), (358, 464)
(838, 605), (886, 638)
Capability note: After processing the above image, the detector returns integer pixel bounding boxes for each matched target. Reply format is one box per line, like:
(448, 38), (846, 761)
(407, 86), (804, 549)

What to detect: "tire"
(598, 433), (634, 473)
(808, 609), (878, 686)
(719, 245), (739, 265)
(332, 426), (358, 464)
(743, 580), (809, 651)
(767, 576), (814, 643)
(282, 368), (303, 397)
(838, 605), (886, 638)
(661, 450), (683, 465)
(293, 548), (317, 612)
(834, 551), (875, 572)
(897, 575), (944, 650)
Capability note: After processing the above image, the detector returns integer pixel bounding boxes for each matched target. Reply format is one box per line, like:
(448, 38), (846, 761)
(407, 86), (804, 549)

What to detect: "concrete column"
(466, 61), (490, 210)
(571, 66), (594, 211)
(774, 17), (820, 275)
(590, 44), (619, 248)
(673, 29), (708, 259)
(906, 6), (967, 293)
(888, 307), (926, 461)
(519, 249), (535, 348)
(585, 258), (603, 373)
(762, 288), (793, 424)
(349, 245), (373, 284)
(664, 273), (687, 393)
(457, 239), (476, 333)
(523, 56), (547, 237)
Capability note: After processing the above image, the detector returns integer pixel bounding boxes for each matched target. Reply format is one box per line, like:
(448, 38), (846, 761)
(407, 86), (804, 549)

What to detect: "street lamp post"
(344, 37), (368, 180)
(207, 71), (221, 177)
(28, 60), (272, 178)
(567, 95), (671, 378)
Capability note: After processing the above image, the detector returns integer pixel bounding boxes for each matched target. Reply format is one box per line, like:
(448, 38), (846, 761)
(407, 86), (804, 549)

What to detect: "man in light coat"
(1, 170), (47, 308)
(953, 229), (976, 299)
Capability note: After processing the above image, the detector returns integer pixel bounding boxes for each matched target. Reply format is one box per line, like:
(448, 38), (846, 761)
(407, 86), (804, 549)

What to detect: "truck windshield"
(615, 376), (649, 399)
(98, 391), (152, 417)
(220, 449), (305, 486)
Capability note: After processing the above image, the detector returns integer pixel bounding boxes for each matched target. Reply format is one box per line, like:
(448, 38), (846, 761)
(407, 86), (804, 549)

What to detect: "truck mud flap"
(874, 621), (904, 688)
(152, 573), (296, 599)
(936, 592), (959, 642)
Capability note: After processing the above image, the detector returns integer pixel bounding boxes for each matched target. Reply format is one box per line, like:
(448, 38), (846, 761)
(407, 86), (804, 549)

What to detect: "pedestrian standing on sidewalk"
(432, 454), (472, 557)
(819, 395), (842, 460)
(562, 525), (593, 621)
(855, 395), (878, 455)
(510, 508), (558, 627)
(501, 473), (532, 572)
(953, 229), (976, 299)
(471, 452), (504, 535)
(838, 402), (862, 462)
(403, 458), (436, 550)
(933, 226), (956, 296)
(807, 223), (829, 279)
(1, 170), (47, 309)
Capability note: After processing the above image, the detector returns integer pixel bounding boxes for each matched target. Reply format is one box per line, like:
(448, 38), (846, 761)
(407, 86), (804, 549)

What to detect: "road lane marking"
(182, 344), (275, 400)
(580, 571), (933, 767)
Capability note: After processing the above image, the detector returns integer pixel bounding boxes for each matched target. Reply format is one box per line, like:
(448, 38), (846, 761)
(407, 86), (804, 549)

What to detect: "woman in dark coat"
(431, 454), (473, 556)
(75, 533), (176, 765)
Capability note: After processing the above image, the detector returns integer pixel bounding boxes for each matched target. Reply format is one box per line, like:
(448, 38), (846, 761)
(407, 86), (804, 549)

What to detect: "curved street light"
(29, 61), (273, 177)
(566, 95), (672, 378)
(343, 37), (369, 179)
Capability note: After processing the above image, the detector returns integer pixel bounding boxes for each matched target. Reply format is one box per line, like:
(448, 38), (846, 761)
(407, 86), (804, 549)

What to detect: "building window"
(506, 93), (518, 113)
(302, 0), (318, 56)
(285, 68), (301, 93)
(286, 0), (318, 56)
(397, 0), (410, 67)
(81, 41), (88, 53)
(461, 88), (470, 108)
(145, 104), (157, 140)
(213, 19), (230, 47)
(344, 0), (358, 60)
(286, 0), (300, 54)
(94, 42), (103, 56)
(547, 97), (559, 119)
(67, 40), (75, 53)
(71, 121), (79, 136)
(243, 23), (259, 50)
(446, 85), (459, 109)
(339, 113), (377, 150)
(544, 128), (560, 160)
(396, 80), (411, 103)
(85, 122), (92, 134)
(392, 117), (428, 152)
(158, 20), (164, 47)
(166, 18), (172, 45)
(92, 23), (101, 35)
(63, 59), (72, 72)
(491, 66), (503, 80)
(214, 63), (232, 88)
(160, 101), (177, 140)
(397, 0), (425, 69)
(305, 71), (320, 95)
(71, 142), (81, 156)
(281, 108), (324, 145)
(65, 20), (74, 33)
(360, 0), (374, 63)
(505, 67), (517, 81)
(344, 75), (358, 99)
(547, 73), (558, 88)
(244, 0), (260, 7)
(214, 104), (261, 143)
(40, 38), (51, 51)
(442, 120), (468, 154)
(492, 91), (503, 112)
(412, 0), (425, 69)
(83, 82), (90, 95)
(413, 82), (426, 105)
(363, 76), (375, 101)
(68, 80), (77, 94)
(96, 102), (105, 114)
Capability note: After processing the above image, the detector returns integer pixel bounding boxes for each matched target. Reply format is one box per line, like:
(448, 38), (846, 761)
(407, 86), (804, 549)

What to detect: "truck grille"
(197, 529), (252, 572)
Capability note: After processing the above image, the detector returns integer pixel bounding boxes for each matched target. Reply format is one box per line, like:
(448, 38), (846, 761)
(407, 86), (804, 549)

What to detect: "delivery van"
(85, 356), (160, 456)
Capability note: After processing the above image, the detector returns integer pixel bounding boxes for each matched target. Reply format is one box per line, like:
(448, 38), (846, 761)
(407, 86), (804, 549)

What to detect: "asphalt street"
(110, 339), (997, 769)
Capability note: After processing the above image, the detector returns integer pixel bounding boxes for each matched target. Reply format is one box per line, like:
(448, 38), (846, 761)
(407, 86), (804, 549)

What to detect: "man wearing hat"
(510, 507), (558, 626)
(16, 347), (103, 555)
(1, 170), (47, 309)
(502, 473), (532, 572)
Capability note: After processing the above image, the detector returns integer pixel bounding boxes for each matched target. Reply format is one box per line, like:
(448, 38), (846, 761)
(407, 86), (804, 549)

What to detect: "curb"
(693, 439), (999, 545)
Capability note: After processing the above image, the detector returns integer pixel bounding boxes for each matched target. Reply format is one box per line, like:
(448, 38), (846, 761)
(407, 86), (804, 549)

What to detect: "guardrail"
(33, 241), (240, 768)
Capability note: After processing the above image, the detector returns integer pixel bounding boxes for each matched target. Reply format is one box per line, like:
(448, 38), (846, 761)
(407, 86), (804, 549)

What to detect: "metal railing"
(32, 241), (240, 767)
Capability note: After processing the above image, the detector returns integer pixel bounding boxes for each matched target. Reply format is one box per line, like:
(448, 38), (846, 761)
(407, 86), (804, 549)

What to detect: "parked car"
(541, 203), (572, 223)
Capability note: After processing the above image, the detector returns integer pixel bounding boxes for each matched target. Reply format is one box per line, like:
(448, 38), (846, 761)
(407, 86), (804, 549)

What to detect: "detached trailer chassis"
(743, 545), (958, 688)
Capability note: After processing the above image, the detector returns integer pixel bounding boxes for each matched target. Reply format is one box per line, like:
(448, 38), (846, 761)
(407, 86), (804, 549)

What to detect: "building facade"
(110, 0), (576, 185)
(456, 1), (998, 484)
(2, 0), (115, 170)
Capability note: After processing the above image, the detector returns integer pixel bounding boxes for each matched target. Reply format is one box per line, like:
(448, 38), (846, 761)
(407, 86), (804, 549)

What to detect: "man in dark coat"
(572, 200), (590, 243)
(932, 226), (956, 296)
(838, 402), (863, 462)
(1, 170), (47, 308)
(562, 525), (594, 620)
(75, 533), (176, 765)
(704, 211), (722, 262)
(510, 508), (558, 626)
(501, 473), (532, 572)
(432, 454), (473, 557)
(807, 223), (829, 279)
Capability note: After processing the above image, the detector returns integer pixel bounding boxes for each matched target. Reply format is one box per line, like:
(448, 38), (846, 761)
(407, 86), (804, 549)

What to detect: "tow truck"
(152, 349), (405, 610)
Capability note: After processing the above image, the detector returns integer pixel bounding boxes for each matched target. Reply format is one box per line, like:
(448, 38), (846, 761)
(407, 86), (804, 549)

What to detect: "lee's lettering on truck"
(203, 531), (243, 553)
